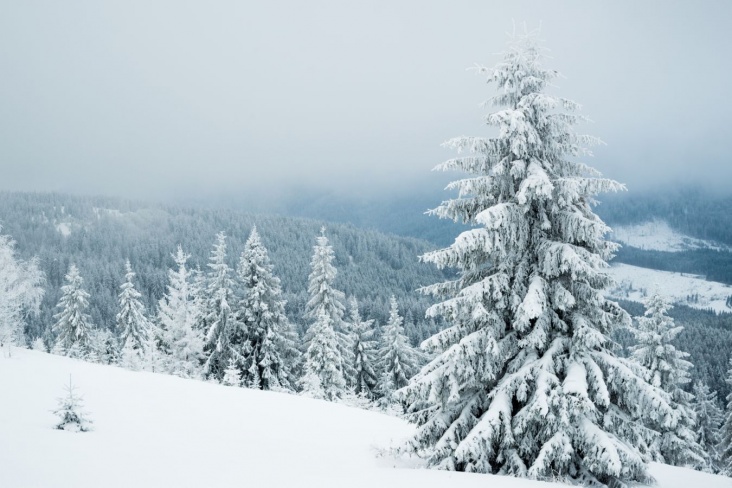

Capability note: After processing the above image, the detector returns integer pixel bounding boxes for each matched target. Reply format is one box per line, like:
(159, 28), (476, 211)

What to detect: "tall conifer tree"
(348, 297), (379, 398)
(719, 358), (732, 475)
(398, 30), (676, 486)
(236, 226), (299, 391)
(692, 381), (723, 470)
(0, 229), (43, 348)
(300, 311), (346, 401)
(630, 293), (705, 467)
(202, 232), (235, 380)
(53, 264), (94, 358)
(304, 228), (355, 386)
(378, 296), (420, 399)
(158, 246), (204, 378)
(116, 260), (151, 352)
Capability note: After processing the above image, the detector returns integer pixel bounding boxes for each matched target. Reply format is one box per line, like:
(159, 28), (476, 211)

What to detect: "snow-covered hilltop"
(1, 348), (728, 488)
(610, 220), (730, 253)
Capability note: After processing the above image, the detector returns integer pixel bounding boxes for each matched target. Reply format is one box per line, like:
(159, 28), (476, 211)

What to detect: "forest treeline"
(0, 191), (448, 346)
(614, 300), (732, 399)
(4, 190), (732, 399)
(613, 247), (732, 285)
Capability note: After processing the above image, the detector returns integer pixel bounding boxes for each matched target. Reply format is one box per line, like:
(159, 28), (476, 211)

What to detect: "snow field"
(2, 348), (730, 488)
(602, 219), (732, 312)
(607, 263), (732, 313)
(0, 349), (402, 487)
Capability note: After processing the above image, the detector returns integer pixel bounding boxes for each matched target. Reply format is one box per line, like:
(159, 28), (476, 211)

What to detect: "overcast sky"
(1, 1), (730, 201)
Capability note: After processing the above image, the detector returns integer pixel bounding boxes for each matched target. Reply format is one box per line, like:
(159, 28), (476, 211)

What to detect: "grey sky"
(1, 1), (730, 200)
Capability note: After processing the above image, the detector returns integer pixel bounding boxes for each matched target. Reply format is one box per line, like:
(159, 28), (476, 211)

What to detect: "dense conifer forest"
(4, 190), (732, 404)
(614, 300), (732, 400)
(0, 191), (448, 346)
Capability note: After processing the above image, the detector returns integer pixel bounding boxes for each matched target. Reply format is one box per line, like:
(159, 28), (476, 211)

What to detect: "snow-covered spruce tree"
(719, 359), (732, 475)
(397, 30), (676, 486)
(32, 337), (46, 352)
(0, 229), (44, 349)
(53, 264), (94, 358)
(223, 357), (242, 387)
(348, 297), (379, 399)
(53, 377), (93, 432)
(119, 340), (142, 371)
(379, 296), (420, 401)
(692, 381), (723, 470)
(158, 246), (204, 378)
(300, 311), (346, 401)
(304, 228), (355, 386)
(89, 328), (119, 365)
(116, 260), (151, 354)
(142, 331), (164, 373)
(235, 226), (299, 391)
(630, 293), (705, 467)
(201, 232), (235, 380)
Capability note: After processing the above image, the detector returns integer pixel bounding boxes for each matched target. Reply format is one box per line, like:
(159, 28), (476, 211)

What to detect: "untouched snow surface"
(1, 348), (730, 488)
(610, 220), (729, 252)
(607, 263), (732, 313)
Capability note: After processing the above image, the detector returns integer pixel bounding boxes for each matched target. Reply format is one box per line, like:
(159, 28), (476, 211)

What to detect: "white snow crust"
(1, 348), (729, 487)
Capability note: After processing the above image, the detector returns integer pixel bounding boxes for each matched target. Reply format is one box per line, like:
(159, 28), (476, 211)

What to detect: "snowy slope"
(607, 263), (732, 313)
(610, 220), (729, 252)
(1, 349), (730, 488)
(605, 219), (732, 311)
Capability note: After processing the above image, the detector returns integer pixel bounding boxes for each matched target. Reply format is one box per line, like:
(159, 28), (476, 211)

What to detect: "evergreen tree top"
(54, 264), (91, 323)
(116, 260), (150, 349)
(62, 264), (85, 291)
(208, 232), (231, 275)
(248, 224), (260, 243)
(305, 228), (346, 324)
(204, 231), (235, 304)
(348, 296), (375, 333)
(173, 244), (190, 268)
(119, 260), (143, 301)
(386, 296), (403, 329)
(239, 225), (274, 276)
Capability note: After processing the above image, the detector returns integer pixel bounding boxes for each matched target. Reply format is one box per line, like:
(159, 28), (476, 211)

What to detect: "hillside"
(0, 191), (449, 343)
(1, 347), (728, 488)
(607, 263), (732, 314)
(610, 220), (730, 253)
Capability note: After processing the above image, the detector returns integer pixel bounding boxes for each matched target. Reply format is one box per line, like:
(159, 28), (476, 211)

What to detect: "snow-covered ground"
(55, 222), (72, 237)
(1, 348), (729, 488)
(607, 263), (732, 313)
(604, 220), (732, 312)
(610, 220), (729, 252)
